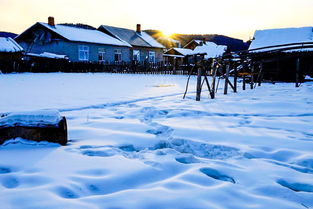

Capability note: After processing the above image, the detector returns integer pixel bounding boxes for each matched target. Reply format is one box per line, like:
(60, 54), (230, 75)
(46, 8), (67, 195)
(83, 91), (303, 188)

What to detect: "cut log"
(0, 110), (67, 145)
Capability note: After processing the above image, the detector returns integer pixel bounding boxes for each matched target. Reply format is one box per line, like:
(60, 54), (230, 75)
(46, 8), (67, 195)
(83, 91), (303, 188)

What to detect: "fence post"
(196, 66), (203, 101)
(296, 58), (300, 88)
(224, 63), (230, 95)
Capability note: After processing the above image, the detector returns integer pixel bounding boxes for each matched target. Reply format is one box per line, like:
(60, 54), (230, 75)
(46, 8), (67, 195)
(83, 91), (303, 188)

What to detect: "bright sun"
(162, 30), (174, 37)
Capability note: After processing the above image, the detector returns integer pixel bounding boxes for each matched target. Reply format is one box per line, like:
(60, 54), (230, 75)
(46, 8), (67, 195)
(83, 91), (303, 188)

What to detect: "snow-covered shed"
(164, 42), (227, 66)
(0, 37), (24, 73)
(98, 24), (165, 62)
(249, 27), (313, 53)
(163, 48), (193, 64)
(0, 37), (23, 53)
(183, 39), (203, 50)
(164, 42), (226, 60)
(15, 17), (131, 62)
(248, 27), (313, 81)
(192, 42), (227, 59)
(0, 37), (24, 60)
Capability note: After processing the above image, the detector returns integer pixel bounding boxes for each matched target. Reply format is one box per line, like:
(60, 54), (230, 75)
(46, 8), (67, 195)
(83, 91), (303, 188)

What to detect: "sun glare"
(162, 30), (174, 38)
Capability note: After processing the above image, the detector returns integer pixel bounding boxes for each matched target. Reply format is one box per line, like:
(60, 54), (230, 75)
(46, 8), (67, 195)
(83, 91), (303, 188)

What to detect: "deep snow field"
(0, 73), (313, 209)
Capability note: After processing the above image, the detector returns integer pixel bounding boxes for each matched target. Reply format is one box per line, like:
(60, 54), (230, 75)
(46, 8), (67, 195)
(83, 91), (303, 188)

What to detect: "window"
(149, 51), (156, 63)
(114, 49), (122, 62)
(133, 50), (140, 62)
(78, 45), (89, 61)
(98, 48), (106, 63)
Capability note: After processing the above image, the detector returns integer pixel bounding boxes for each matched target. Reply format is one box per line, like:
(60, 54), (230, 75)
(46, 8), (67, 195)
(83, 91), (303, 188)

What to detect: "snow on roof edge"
(249, 26), (313, 52)
(0, 37), (24, 52)
(17, 22), (131, 47)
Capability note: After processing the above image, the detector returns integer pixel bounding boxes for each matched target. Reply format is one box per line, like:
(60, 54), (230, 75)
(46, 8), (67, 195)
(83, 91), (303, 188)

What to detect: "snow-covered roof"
(99, 25), (165, 49)
(0, 37), (23, 53)
(183, 39), (203, 48)
(16, 23), (131, 47)
(139, 32), (164, 48)
(171, 48), (194, 56)
(164, 42), (226, 59)
(249, 27), (313, 53)
(27, 52), (68, 59)
(191, 42), (227, 59)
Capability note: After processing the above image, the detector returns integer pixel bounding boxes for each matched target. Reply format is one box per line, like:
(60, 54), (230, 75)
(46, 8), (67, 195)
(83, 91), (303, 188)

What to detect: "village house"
(15, 17), (132, 62)
(0, 37), (23, 60)
(183, 39), (203, 50)
(248, 26), (313, 81)
(0, 37), (24, 73)
(164, 41), (227, 65)
(163, 48), (193, 65)
(98, 24), (165, 63)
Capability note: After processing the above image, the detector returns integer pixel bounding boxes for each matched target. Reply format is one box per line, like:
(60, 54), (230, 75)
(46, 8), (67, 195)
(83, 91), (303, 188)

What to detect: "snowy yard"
(0, 73), (313, 209)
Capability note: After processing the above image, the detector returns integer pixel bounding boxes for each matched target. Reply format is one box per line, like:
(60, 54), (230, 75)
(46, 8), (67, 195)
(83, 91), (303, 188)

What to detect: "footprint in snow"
(82, 149), (116, 157)
(175, 155), (201, 164)
(200, 168), (236, 184)
(76, 169), (109, 177)
(55, 186), (80, 199)
(0, 167), (12, 174)
(277, 179), (313, 193)
(2, 176), (19, 188)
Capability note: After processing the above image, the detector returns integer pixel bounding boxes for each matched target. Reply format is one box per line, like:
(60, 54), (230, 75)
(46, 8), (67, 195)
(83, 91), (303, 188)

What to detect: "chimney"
(48, 16), (55, 27)
(136, 24), (141, 34)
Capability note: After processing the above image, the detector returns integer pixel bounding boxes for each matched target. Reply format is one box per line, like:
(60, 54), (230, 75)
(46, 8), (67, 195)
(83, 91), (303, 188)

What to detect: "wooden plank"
(196, 66), (203, 101)
(258, 62), (263, 86)
(234, 65), (238, 93)
(211, 61), (217, 99)
(224, 64), (230, 95)
(183, 65), (195, 99)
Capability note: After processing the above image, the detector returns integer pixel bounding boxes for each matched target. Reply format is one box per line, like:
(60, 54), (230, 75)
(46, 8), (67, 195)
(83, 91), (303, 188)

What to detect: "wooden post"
(243, 74), (246, 90)
(173, 57), (176, 75)
(296, 58), (300, 88)
(258, 62), (263, 86)
(234, 64), (237, 93)
(211, 61), (217, 99)
(224, 64), (230, 95)
(250, 64), (254, 89)
(196, 66), (203, 101)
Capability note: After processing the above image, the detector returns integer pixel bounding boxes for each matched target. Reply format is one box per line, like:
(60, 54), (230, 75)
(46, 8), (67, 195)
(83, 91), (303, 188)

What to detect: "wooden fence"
(0, 59), (193, 75)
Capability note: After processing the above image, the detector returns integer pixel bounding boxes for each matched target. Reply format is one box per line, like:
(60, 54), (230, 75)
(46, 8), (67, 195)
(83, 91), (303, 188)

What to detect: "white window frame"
(114, 49), (122, 62)
(98, 48), (106, 63)
(133, 50), (140, 62)
(78, 45), (89, 61)
(149, 51), (156, 63)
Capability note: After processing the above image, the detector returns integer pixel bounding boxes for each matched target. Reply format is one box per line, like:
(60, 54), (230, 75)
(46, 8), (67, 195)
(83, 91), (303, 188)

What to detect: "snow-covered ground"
(0, 73), (313, 209)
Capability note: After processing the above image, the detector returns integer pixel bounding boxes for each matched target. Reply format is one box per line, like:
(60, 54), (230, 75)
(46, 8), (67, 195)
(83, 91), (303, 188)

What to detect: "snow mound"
(0, 110), (61, 127)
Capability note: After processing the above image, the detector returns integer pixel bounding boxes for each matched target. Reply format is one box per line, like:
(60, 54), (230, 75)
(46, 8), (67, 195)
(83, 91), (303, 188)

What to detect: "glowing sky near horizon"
(1, 0), (313, 40)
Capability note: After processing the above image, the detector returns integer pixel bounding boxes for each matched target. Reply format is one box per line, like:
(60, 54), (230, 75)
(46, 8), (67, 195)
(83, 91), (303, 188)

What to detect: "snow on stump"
(0, 110), (67, 145)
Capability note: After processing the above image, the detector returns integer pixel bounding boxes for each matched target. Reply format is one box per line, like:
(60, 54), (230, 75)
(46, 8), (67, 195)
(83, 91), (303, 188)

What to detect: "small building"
(0, 37), (24, 60)
(248, 27), (313, 81)
(163, 48), (193, 65)
(164, 41), (227, 64)
(0, 37), (24, 73)
(192, 42), (227, 60)
(15, 17), (131, 62)
(183, 39), (203, 50)
(98, 24), (165, 63)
